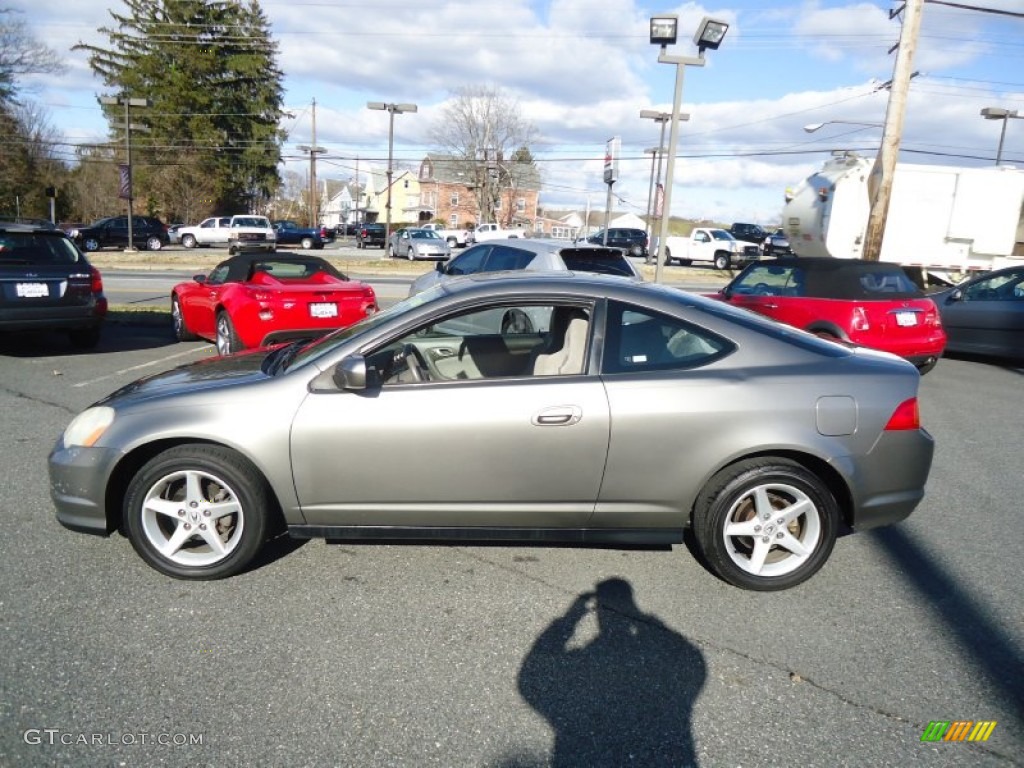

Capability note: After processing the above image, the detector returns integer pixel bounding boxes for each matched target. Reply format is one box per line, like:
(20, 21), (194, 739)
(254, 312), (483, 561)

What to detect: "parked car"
(932, 265), (1024, 362)
(271, 220), (323, 250)
(586, 228), (649, 258)
(408, 239), (641, 306)
(387, 228), (451, 261)
(711, 256), (946, 374)
(355, 223), (386, 249)
(178, 217), (232, 248)
(167, 223), (186, 245)
(50, 272), (935, 590)
(170, 253), (377, 356)
(227, 215), (276, 255)
(70, 215), (169, 252)
(728, 223), (770, 244)
(761, 228), (792, 256)
(319, 225), (336, 243)
(0, 223), (106, 348)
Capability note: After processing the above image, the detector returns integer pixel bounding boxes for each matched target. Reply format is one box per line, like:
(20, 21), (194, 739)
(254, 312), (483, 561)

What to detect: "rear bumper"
(0, 303), (106, 333)
(839, 427), (935, 531)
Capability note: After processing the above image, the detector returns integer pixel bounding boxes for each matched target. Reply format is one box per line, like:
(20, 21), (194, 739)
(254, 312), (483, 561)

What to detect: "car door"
(105, 216), (130, 247)
(940, 269), (1024, 355)
(289, 300), (611, 528)
(182, 263), (231, 338)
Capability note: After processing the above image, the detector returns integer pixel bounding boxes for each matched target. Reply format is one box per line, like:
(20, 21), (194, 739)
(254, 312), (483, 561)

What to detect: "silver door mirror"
(334, 355), (367, 390)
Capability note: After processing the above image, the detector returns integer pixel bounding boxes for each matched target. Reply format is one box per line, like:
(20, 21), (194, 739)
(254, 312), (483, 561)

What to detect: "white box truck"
(782, 152), (1024, 283)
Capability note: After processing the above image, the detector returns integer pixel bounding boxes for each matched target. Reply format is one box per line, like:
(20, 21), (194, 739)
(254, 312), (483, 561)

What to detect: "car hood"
(97, 347), (274, 407)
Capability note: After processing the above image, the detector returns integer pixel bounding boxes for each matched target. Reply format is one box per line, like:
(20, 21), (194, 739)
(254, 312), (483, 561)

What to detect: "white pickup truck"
(226, 215), (276, 255)
(470, 222), (529, 243)
(661, 227), (761, 270)
(419, 223), (471, 248)
(178, 216), (232, 248)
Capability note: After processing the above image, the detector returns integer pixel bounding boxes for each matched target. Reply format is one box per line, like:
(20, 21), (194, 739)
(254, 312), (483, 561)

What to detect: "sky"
(10, 0), (1024, 225)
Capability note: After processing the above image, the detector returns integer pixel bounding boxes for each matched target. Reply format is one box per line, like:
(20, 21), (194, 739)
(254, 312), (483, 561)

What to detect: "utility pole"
(297, 98), (326, 229)
(862, 0), (923, 261)
(99, 94), (151, 252)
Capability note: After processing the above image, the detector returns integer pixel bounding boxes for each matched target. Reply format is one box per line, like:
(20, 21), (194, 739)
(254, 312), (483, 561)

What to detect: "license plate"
(895, 311), (918, 327)
(309, 302), (337, 318)
(16, 283), (48, 298)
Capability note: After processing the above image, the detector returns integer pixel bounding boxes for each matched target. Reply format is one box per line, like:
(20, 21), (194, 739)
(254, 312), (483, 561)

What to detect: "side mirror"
(435, 261), (446, 273)
(333, 355), (367, 391)
(193, 274), (207, 284)
(948, 288), (963, 303)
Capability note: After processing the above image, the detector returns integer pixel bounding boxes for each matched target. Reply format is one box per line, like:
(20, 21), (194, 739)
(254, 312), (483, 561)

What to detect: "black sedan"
(0, 224), (106, 347)
(934, 265), (1024, 362)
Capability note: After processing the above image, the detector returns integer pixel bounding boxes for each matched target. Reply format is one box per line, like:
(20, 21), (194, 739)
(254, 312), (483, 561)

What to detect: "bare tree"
(429, 85), (539, 226)
(0, 8), (64, 104)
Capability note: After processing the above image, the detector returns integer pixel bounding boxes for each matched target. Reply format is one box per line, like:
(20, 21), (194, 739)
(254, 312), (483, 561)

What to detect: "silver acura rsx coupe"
(49, 272), (935, 590)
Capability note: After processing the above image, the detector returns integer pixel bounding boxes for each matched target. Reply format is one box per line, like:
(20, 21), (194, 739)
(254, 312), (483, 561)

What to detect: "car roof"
(742, 257), (924, 299)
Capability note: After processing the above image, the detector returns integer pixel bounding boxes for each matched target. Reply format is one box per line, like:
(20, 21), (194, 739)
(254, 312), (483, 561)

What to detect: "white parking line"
(73, 345), (214, 388)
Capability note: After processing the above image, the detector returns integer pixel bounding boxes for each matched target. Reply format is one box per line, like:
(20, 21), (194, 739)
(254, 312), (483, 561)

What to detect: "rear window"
(0, 232), (81, 266)
(559, 248), (635, 277)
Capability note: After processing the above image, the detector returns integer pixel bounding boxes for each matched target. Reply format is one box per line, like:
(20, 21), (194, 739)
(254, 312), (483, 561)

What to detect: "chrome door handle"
(532, 405), (582, 426)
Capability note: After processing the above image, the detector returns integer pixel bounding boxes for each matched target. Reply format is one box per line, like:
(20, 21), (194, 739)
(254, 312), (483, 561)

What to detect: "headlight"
(63, 406), (115, 447)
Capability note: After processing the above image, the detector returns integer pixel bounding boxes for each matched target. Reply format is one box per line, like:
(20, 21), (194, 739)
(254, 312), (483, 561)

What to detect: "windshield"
(411, 230), (441, 240)
(710, 230), (736, 241)
(281, 284), (447, 372)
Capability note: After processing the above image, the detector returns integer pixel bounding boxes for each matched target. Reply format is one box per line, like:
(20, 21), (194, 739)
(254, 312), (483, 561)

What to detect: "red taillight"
(852, 306), (870, 332)
(923, 303), (941, 327)
(90, 266), (104, 294)
(885, 397), (920, 431)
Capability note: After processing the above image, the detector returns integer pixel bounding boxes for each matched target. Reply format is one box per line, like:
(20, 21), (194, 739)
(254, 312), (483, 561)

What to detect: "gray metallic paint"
(50, 273), (933, 545)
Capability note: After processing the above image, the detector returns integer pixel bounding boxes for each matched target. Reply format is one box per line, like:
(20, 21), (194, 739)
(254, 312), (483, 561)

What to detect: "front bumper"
(48, 441), (124, 535)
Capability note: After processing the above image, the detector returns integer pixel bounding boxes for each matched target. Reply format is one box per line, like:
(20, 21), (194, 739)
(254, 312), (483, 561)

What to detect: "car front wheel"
(692, 458), (839, 591)
(181, 234), (197, 249)
(82, 237), (100, 252)
(123, 445), (270, 580)
(215, 311), (242, 356)
(407, 247), (416, 261)
(714, 252), (731, 270)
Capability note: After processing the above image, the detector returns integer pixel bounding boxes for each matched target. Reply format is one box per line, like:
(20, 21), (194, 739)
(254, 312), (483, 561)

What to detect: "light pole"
(980, 107), (1022, 165)
(804, 120), (884, 134)
(367, 101), (418, 249)
(650, 15), (729, 283)
(99, 94), (151, 252)
(297, 98), (326, 228)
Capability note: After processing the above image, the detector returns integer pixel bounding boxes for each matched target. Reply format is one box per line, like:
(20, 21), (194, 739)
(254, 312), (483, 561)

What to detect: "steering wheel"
(752, 283), (772, 296)
(402, 344), (429, 382)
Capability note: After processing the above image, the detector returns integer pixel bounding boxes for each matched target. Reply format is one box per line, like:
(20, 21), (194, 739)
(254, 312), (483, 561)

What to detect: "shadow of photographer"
(513, 578), (706, 767)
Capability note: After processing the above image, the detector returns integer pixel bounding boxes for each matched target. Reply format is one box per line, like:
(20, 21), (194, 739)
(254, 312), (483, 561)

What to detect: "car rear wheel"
(146, 236), (164, 251)
(82, 237), (100, 252)
(215, 311), (242, 356)
(447, 237), (458, 247)
(693, 458), (839, 591)
(181, 234), (197, 249)
(663, 248), (673, 266)
(300, 237), (314, 250)
(123, 444), (270, 580)
(172, 296), (199, 341)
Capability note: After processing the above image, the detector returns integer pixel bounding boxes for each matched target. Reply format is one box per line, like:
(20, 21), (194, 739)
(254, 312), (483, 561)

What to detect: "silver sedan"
(386, 227), (451, 261)
(49, 273), (934, 590)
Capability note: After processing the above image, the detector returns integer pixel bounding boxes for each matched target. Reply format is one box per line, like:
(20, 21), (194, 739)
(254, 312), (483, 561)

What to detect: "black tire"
(446, 237), (458, 247)
(692, 458), (839, 591)
(714, 252), (731, 271)
(123, 444), (270, 580)
(181, 234), (197, 249)
(171, 296), (199, 341)
(82, 237), (100, 252)
(68, 327), (101, 349)
(215, 311), (242, 356)
(663, 248), (674, 266)
(300, 237), (313, 250)
(146, 236), (164, 251)
(406, 247), (415, 261)
(917, 360), (937, 375)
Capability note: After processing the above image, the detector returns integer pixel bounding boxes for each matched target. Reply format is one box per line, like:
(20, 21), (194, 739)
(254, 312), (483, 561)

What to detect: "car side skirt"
(287, 525), (683, 546)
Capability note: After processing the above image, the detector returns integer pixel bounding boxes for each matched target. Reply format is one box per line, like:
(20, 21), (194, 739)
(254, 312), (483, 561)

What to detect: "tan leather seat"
(533, 309), (589, 376)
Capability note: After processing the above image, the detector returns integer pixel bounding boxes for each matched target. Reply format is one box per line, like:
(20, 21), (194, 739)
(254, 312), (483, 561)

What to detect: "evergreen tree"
(75, 0), (285, 216)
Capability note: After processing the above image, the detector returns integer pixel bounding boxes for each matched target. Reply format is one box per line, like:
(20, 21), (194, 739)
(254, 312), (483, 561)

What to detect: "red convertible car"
(171, 254), (377, 355)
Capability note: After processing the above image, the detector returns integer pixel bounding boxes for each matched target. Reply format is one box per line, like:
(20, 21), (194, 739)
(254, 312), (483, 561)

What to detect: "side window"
(206, 265), (230, 286)
(603, 301), (732, 374)
(483, 245), (535, 272)
(963, 271), (1024, 301)
(445, 246), (489, 276)
(363, 302), (587, 385)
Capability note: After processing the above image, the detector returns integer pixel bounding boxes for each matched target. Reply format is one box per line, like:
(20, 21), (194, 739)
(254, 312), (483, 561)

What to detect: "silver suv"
(409, 239), (640, 297)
